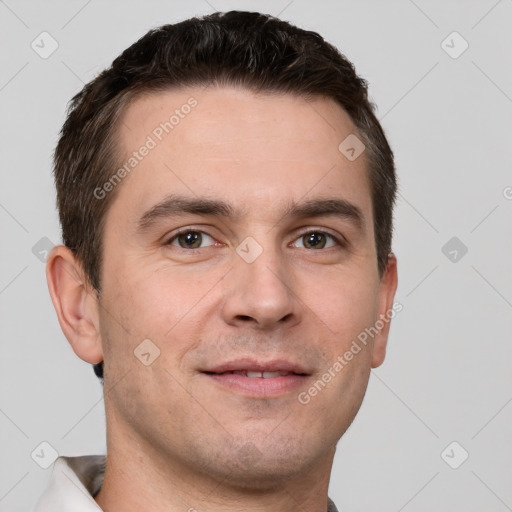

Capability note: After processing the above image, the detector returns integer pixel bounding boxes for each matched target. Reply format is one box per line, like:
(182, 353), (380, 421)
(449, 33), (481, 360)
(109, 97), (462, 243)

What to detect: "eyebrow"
(136, 195), (238, 233)
(135, 194), (365, 234)
(283, 197), (364, 231)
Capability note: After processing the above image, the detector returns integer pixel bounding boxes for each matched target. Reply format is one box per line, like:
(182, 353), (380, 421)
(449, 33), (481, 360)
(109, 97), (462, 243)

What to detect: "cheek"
(98, 270), (197, 440)
(296, 269), (379, 417)
(299, 269), (380, 344)
(102, 261), (192, 335)
(101, 264), (224, 367)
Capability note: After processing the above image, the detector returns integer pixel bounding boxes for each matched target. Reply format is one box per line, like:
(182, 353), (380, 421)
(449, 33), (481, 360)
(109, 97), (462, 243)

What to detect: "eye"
(167, 230), (216, 249)
(292, 231), (340, 250)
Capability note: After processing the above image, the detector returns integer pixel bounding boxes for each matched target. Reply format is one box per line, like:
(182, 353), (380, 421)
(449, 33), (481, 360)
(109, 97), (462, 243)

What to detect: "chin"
(196, 436), (328, 491)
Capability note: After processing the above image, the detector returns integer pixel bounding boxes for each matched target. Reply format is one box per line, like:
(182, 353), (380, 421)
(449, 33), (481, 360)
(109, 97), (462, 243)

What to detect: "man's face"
(96, 86), (396, 485)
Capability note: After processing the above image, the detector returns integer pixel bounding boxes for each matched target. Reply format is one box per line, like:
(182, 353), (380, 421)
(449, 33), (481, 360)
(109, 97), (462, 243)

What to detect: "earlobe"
(371, 253), (398, 368)
(46, 245), (103, 364)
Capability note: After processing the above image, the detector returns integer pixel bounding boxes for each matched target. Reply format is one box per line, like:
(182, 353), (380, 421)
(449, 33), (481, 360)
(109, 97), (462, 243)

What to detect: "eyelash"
(165, 228), (346, 250)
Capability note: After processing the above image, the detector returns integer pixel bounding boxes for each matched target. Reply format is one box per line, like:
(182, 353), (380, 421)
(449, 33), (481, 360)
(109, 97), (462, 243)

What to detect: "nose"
(220, 240), (301, 330)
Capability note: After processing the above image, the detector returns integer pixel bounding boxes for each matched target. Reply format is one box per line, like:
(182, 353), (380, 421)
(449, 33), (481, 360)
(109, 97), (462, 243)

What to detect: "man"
(37, 10), (398, 512)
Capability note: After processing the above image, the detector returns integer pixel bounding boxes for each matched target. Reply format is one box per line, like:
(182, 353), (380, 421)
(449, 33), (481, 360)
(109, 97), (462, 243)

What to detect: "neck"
(94, 413), (336, 512)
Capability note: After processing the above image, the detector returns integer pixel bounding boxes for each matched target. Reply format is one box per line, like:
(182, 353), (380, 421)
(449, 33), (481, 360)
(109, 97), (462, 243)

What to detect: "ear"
(371, 253), (398, 368)
(46, 245), (103, 364)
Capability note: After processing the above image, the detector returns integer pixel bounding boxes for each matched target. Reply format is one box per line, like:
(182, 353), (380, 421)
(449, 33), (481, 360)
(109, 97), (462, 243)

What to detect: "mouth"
(204, 370), (306, 378)
(200, 359), (311, 397)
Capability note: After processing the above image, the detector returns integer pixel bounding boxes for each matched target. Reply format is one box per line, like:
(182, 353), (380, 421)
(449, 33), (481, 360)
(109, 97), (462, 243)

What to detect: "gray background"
(1, 0), (511, 510)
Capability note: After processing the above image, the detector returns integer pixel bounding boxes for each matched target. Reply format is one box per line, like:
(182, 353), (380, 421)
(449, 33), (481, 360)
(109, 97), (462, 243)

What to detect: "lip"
(202, 358), (310, 375)
(200, 358), (311, 398)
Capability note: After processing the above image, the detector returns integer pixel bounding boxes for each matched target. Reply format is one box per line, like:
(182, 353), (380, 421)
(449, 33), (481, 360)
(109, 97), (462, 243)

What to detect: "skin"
(47, 86), (397, 512)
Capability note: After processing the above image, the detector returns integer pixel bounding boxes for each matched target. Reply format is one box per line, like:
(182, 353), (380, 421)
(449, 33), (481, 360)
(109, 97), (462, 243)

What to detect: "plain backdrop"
(1, 1), (511, 511)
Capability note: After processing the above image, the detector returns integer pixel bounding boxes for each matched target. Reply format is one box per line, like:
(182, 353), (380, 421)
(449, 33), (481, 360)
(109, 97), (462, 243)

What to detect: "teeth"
(247, 371), (263, 378)
(244, 371), (291, 378)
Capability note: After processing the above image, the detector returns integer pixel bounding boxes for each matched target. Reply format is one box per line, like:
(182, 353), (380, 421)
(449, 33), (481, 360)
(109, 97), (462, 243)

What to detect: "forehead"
(108, 86), (371, 226)
(120, 86), (358, 156)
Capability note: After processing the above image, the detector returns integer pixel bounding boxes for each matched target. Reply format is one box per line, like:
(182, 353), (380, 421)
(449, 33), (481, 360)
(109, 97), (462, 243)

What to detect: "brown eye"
(293, 231), (338, 250)
(168, 231), (215, 249)
(303, 232), (327, 249)
(178, 231), (202, 248)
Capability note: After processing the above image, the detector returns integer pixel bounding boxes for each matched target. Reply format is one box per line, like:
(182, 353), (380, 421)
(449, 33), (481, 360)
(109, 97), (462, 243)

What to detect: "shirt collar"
(32, 455), (105, 511)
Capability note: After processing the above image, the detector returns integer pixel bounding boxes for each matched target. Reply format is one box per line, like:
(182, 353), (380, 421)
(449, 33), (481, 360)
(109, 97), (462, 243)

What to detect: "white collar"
(32, 455), (105, 511)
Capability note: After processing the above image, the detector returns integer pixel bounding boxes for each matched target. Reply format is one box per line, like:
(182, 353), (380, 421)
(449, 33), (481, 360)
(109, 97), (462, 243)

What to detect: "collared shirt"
(32, 455), (339, 512)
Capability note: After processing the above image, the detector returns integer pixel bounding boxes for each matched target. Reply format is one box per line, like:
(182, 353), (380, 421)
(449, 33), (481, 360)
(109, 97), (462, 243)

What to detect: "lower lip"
(203, 373), (309, 397)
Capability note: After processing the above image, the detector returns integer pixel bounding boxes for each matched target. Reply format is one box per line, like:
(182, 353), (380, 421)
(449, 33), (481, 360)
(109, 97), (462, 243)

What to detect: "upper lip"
(202, 358), (310, 375)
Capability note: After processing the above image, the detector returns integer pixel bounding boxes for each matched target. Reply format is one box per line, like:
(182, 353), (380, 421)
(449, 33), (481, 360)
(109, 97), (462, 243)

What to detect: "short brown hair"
(53, 11), (396, 380)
